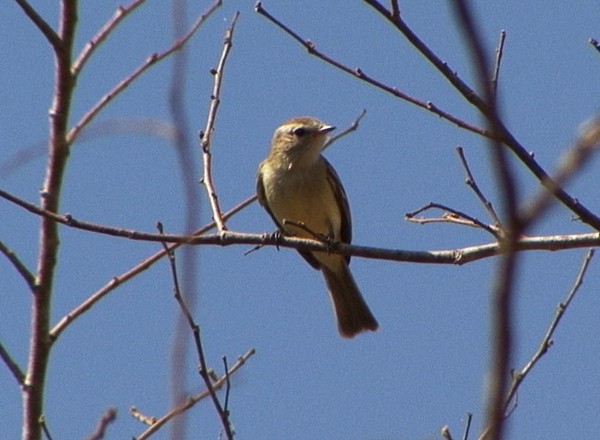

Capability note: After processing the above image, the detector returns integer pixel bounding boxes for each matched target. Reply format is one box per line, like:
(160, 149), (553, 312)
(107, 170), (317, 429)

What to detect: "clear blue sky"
(2, 1), (600, 438)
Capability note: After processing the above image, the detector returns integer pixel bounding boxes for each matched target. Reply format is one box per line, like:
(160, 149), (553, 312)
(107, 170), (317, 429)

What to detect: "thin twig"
(0, 239), (36, 291)
(323, 109), (367, 151)
(282, 219), (329, 241)
(67, 0), (222, 146)
(0, 339), (25, 386)
(49, 195), (255, 342)
(502, 249), (594, 412)
(13, 0), (61, 50)
(254, 2), (489, 138)
(130, 407), (157, 426)
(85, 407), (117, 440)
(441, 426), (453, 440)
(491, 30), (506, 96)
(200, 12), (239, 232)
(462, 412), (473, 440)
(134, 349), (255, 440)
(406, 202), (500, 238)
(456, 147), (502, 228)
(390, 0), (400, 20)
(222, 356), (231, 417)
(72, 0), (148, 76)
(158, 225), (234, 440)
(40, 415), (54, 440)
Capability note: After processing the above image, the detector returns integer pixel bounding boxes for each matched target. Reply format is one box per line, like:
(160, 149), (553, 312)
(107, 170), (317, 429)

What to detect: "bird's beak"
(319, 125), (335, 134)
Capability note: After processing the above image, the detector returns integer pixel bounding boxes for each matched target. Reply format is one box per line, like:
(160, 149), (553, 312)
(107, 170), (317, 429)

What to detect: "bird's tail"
(322, 262), (378, 338)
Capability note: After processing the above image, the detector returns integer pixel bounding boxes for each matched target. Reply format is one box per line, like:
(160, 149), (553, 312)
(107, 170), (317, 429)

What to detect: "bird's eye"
(293, 127), (307, 137)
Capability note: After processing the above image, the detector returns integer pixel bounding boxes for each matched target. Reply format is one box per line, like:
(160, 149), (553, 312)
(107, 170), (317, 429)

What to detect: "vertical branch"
(24, 1), (78, 439)
(199, 13), (240, 232)
(167, 1), (202, 439)
(451, 2), (520, 439)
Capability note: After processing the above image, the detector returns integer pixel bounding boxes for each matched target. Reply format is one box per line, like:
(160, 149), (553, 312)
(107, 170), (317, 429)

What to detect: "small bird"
(256, 116), (378, 338)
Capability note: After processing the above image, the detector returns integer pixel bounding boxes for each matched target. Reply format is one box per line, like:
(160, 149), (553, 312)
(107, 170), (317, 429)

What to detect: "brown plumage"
(257, 116), (378, 338)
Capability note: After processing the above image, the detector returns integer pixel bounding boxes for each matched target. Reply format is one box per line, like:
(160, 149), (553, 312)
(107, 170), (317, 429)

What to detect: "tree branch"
(133, 348), (255, 440)
(48, 195), (255, 342)
(2, 187), (599, 265)
(0, 339), (25, 386)
(254, 2), (490, 138)
(13, 0), (61, 50)
(71, 0), (148, 76)
(0, 239), (36, 291)
(199, 12), (239, 232)
(67, 0), (222, 146)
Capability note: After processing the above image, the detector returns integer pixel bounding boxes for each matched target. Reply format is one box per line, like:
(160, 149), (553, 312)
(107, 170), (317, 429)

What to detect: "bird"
(256, 116), (378, 338)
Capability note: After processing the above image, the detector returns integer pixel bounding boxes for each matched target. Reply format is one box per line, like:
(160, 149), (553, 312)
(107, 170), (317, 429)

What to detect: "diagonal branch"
(67, 0), (222, 146)
(0, 239), (36, 291)
(71, 0), (148, 76)
(254, 2), (489, 138)
(134, 348), (255, 440)
(0, 339), (25, 386)
(456, 147), (502, 228)
(158, 226), (234, 439)
(360, 0), (600, 231)
(13, 0), (61, 50)
(49, 195), (255, 342)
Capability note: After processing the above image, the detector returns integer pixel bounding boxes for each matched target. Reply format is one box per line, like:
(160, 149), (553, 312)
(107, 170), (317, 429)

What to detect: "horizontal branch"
(1, 188), (599, 265)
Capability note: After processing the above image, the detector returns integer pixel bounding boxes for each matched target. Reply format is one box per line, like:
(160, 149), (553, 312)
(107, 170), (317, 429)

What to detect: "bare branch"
(72, 0), (148, 76)
(134, 349), (255, 440)
(13, 0), (61, 50)
(24, 1), (78, 437)
(451, 2), (520, 439)
(0, 340), (25, 386)
(456, 147), (502, 228)
(49, 195), (256, 342)
(491, 30), (507, 96)
(0, 239), (36, 291)
(1, 118), (179, 177)
(67, 0), (222, 146)
(199, 12), (240, 232)
(2, 187), (599, 265)
(40, 415), (53, 440)
(520, 116), (600, 228)
(503, 249), (594, 412)
(479, 249), (595, 440)
(406, 202), (500, 238)
(85, 407), (117, 440)
(267, 1), (600, 231)
(390, 0), (400, 20)
(323, 109), (367, 151)
(254, 2), (489, 138)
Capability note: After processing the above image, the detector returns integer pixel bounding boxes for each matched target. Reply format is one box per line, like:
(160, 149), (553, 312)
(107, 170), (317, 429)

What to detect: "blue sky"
(2, 1), (600, 439)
